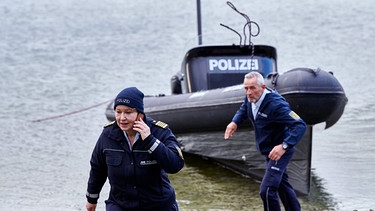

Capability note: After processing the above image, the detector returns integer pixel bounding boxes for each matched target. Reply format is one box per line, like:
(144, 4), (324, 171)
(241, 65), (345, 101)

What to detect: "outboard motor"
(265, 68), (348, 129)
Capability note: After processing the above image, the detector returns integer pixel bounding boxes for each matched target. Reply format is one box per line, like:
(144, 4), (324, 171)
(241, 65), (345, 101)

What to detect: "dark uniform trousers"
(259, 148), (301, 211)
(105, 199), (179, 211)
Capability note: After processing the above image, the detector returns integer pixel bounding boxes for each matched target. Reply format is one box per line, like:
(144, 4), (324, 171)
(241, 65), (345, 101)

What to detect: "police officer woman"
(86, 87), (184, 211)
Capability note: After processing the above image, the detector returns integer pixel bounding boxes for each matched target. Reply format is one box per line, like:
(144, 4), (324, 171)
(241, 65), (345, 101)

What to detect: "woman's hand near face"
(133, 117), (151, 140)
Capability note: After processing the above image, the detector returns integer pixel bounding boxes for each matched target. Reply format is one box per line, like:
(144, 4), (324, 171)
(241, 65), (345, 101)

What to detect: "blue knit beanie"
(114, 87), (144, 114)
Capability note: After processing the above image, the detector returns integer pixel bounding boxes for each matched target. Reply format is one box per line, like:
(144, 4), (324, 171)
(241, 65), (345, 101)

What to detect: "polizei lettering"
(208, 59), (258, 71)
(116, 98), (130, 104)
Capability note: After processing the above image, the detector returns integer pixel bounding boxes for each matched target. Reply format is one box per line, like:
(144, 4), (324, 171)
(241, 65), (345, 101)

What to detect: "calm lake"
(0, 0), (374, 210)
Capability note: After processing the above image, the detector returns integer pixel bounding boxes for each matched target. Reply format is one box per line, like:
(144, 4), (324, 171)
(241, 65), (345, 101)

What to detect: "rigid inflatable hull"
(105, 85), (312, 195)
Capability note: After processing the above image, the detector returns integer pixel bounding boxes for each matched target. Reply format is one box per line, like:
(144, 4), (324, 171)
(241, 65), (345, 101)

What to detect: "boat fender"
(265, 72), (279, 91)
(152, 120), (168, 129)
(170, 74), (183, 95)
(104, 121), (115, 128)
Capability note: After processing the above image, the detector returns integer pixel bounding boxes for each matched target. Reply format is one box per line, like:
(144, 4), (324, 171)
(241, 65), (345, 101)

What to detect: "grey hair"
(244, 71), (265, 86)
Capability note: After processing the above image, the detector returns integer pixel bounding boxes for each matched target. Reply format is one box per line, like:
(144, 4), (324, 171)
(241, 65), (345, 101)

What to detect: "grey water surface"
(1, 0), (374, 210)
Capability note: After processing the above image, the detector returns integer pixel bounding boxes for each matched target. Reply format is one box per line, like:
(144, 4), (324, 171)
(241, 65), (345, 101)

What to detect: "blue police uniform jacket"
(86, 117), (184, 210)
(231, 91), (306, 155)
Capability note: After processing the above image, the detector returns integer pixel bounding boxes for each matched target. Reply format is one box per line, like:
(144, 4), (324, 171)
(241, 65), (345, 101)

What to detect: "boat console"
(171, 45), (277, 94)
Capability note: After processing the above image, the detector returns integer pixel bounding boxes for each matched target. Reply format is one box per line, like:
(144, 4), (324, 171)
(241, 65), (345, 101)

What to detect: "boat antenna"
(220, 1), (260, 72)
(219, 23), (242, 45)
(196, 0), (203, 45)
(220, 1), (260, 47)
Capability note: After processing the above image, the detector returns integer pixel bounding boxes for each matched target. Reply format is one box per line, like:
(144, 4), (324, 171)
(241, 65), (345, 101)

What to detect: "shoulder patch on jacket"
(153, 120), (168, 129)
(289, 111), (301, 120)
(104, 121), (115, 128)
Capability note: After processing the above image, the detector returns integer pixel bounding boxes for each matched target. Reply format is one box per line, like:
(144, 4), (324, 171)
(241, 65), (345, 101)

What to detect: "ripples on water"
(1, 0), (374, 210)
(171, 154), (338, 210)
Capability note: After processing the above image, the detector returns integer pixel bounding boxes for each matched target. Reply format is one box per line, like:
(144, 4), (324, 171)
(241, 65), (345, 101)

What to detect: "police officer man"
(224, 71), (306, 211)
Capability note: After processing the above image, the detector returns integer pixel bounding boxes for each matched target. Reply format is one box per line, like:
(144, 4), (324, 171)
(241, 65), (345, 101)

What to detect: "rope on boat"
(31, 99), (114, 123)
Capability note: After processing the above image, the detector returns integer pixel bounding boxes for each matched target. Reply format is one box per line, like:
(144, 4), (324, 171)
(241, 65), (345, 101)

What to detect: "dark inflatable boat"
(105, 44), (348, 196)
